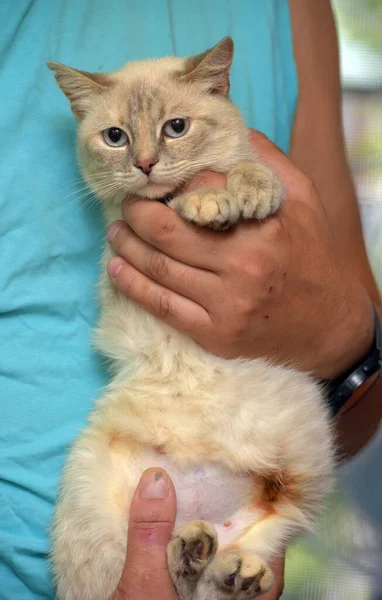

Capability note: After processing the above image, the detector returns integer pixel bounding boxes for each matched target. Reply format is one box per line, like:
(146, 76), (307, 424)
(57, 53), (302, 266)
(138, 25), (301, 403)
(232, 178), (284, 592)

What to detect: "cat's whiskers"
(63, 177), (117, 201)
(66, 170), (115, 188)
(78, 183), (123, 209)
(155, 165), (188, 178)
(190, 157), (226, 168)
(158, 160), (188, 173)
(80, 195), (99, 210)
(68, 190), (99, 210)
(91, 184), (117, 197)
(93, 182), (127, 202)
(62, 179), (124, 209)
(63, 185), (98, 200)
(154, 156), (224, 184)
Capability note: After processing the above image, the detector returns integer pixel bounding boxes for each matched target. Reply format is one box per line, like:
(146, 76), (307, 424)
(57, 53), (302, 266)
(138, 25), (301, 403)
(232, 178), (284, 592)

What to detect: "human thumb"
(111, 468), (178, 600)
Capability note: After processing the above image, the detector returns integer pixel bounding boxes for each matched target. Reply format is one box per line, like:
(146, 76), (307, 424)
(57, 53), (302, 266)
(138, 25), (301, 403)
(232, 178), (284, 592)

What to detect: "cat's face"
(48, 38), (245, 204)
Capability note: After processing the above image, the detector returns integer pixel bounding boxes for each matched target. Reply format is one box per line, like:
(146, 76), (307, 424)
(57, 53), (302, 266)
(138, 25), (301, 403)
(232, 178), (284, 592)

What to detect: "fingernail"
(139, 469), (169, 499)
(107, 257), (123, 278)
(107, 221), (124, 242)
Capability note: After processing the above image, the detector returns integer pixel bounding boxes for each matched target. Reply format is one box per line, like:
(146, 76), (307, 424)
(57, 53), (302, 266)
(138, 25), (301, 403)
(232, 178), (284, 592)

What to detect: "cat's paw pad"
(208, 550), (273, 598)
(169, 189), (240, 230)
(168, 520), (218, 579)
(227, 162), (282, 220)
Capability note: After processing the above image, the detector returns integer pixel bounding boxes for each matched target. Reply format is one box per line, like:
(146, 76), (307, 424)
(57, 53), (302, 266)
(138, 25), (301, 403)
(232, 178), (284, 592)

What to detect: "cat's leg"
(192, 460), (331, 600)
(52, 427), (136, 600)
(168, 161), (282, 230)
(167, 510), (294, 600)
(191, 509), (298, 600)
(236, 506), (306, 560)
(167, 520), (218, 600)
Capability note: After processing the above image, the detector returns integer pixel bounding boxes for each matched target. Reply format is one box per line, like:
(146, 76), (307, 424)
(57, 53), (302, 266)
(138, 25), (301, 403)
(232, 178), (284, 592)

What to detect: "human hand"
(109, 468), (179, 600)
(109, 468), (284, 600)
(106, 129), (374, 379)
(261, 554), (285, 600)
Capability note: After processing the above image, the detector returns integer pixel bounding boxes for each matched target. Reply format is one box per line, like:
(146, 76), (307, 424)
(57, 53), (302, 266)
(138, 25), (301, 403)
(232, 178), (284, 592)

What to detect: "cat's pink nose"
(135, 157), (158, 176)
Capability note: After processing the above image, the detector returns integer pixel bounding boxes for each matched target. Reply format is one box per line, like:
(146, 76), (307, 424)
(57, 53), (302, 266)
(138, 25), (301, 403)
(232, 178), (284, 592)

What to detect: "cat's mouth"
(137, 181), (177, 201)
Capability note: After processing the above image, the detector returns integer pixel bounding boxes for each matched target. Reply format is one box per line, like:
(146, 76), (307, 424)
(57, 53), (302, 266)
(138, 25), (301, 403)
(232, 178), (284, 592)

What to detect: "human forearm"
(290, 0), (381, 457)
(290, 0), (380, 302)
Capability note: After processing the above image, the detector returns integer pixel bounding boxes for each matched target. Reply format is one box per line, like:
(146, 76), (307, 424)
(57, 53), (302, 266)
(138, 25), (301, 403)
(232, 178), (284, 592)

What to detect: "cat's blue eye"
(162, 118), (190, 138)
(102, 127), (129, 147)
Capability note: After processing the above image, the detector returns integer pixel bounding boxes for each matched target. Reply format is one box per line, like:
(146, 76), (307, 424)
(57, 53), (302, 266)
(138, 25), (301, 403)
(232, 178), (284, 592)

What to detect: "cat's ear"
(47, 62), (110, 119)
(181, 37), (234, 96)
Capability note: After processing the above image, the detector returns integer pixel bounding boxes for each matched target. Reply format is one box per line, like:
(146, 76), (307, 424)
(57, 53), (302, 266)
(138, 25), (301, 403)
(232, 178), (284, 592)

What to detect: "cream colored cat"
(48, 38), (334, 600)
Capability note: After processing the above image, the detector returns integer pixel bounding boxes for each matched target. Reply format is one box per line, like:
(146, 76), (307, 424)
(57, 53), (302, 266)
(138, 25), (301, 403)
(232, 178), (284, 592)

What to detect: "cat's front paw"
(168, 520), (218, 581)
(227, 161), (282, 220)
(197, 550), (273, 600)
(169, 189), (240, 230)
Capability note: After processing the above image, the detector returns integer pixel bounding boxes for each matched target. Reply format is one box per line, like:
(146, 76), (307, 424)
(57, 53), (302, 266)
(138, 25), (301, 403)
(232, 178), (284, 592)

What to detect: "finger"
(122, 199), (229, 271)
(114, 469), (178, 600)
(107, 221), (220, 305)
(260, 553), (285, 600)
(107, 256), (211, 334)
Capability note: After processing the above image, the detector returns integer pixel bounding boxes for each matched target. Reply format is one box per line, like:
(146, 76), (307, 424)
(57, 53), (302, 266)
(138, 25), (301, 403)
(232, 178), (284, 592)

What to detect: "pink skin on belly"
(120, 449), (265, 547)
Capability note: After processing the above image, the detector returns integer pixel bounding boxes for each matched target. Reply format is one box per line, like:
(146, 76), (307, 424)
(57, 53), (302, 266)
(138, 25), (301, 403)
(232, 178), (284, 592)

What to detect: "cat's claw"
(168, 520), (218, 580)
(196, 550), (273, 599)
(169, 189), (239, 230)
(226, 161), (282, 220)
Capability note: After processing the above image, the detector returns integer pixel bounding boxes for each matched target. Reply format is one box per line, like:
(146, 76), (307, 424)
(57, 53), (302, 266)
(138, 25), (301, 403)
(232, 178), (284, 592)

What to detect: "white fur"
(52, 266), (334, 599)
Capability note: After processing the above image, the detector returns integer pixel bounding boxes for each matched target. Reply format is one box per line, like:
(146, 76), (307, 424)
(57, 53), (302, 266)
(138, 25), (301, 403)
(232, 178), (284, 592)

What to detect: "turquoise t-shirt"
(0, 1), (297, 598)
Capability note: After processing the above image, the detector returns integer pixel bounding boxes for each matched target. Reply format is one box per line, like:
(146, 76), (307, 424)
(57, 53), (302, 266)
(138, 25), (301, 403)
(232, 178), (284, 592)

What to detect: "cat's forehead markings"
(128, 84), (154, 119)
(158, 103), (166, 122)
(125, 82), (165, 133)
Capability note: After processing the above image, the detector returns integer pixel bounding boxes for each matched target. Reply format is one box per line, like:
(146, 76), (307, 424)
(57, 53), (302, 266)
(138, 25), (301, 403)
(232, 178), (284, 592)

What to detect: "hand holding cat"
(109, 469), (179, 600)
(107, 129), (373, 380)
(109, 469), (285, 600)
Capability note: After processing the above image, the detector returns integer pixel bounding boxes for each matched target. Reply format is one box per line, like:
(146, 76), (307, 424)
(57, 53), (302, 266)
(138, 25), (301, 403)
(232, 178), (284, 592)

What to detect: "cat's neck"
(102, 202), (124, 228)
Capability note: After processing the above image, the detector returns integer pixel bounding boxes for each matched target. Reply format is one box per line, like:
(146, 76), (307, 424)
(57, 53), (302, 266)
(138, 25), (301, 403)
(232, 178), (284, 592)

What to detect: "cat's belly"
(127, 449), (259, 546)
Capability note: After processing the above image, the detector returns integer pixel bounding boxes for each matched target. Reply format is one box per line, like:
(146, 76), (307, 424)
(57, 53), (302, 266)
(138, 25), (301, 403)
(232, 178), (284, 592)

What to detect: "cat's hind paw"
(196, 550), (273, 599)
(168, 520), (218, 580)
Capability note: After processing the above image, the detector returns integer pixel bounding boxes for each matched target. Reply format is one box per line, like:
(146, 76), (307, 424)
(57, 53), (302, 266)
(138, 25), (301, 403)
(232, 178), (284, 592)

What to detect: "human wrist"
(313, 282), (375, 380)
(336, 373), (382, 459)
(324, 303), (381, 415)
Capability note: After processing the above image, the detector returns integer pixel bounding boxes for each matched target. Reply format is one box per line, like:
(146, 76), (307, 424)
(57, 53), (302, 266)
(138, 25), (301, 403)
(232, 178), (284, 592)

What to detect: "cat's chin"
(137, 182), (176, 200)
